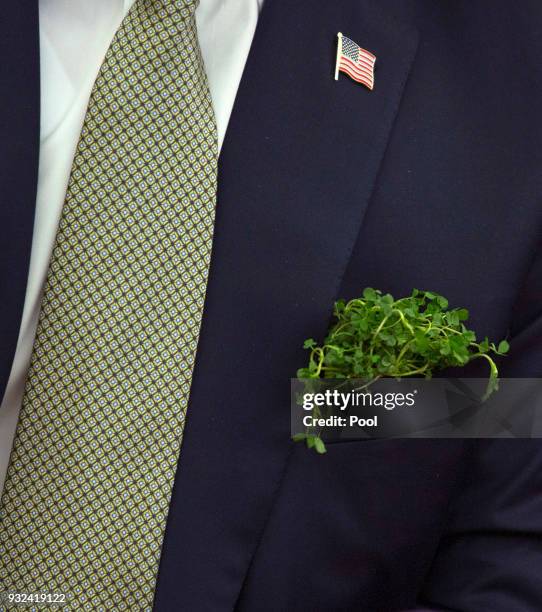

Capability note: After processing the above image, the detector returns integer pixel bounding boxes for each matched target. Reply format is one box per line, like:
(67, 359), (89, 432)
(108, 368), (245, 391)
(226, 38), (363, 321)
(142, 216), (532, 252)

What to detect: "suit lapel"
(154, 0), (418, 609)
(0, 3), (40, 399)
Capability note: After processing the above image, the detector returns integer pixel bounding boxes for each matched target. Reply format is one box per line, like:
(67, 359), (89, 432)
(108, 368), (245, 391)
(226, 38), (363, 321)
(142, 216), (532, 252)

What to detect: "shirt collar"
(123, 0), (137, 15)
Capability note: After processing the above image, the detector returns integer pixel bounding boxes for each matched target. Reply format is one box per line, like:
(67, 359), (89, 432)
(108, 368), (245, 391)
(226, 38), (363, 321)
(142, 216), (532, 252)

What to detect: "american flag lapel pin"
(334, 32), (376, 90)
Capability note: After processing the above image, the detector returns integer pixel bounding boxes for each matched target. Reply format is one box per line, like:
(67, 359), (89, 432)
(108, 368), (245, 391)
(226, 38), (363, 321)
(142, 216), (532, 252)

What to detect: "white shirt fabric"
(0, 0), (262, 491)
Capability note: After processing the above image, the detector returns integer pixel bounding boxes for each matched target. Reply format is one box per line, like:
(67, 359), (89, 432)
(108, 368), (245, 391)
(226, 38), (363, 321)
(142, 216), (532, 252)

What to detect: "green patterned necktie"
(0, 0), (217, 609)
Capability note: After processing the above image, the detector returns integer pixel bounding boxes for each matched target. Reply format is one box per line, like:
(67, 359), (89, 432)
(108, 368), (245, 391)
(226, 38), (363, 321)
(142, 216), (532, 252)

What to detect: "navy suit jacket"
(1, 1), (542, 610)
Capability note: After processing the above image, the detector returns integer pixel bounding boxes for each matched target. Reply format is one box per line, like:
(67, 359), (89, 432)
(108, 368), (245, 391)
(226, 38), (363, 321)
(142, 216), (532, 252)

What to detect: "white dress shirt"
(0, 0), (262, 491)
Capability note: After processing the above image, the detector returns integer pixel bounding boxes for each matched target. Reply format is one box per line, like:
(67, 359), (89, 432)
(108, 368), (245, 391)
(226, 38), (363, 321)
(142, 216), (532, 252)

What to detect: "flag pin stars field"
(334, 32), (376, 90)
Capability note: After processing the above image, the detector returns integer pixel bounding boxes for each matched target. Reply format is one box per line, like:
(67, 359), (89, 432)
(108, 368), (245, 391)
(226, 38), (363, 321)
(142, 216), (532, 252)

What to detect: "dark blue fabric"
(0, 1), (40, 397)
(1, 1), (542, 610)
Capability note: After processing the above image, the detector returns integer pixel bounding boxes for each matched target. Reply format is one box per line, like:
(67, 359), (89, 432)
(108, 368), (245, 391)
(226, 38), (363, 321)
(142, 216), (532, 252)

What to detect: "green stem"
(392, 363), (430, 377)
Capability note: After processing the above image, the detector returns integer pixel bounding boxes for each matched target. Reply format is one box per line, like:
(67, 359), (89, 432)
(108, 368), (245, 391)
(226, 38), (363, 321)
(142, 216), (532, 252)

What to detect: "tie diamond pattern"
(0, 0), (217, 609)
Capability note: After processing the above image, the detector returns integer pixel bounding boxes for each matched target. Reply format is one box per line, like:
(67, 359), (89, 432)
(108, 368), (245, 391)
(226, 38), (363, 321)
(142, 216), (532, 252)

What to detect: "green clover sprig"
(295, 288), (509, 453)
